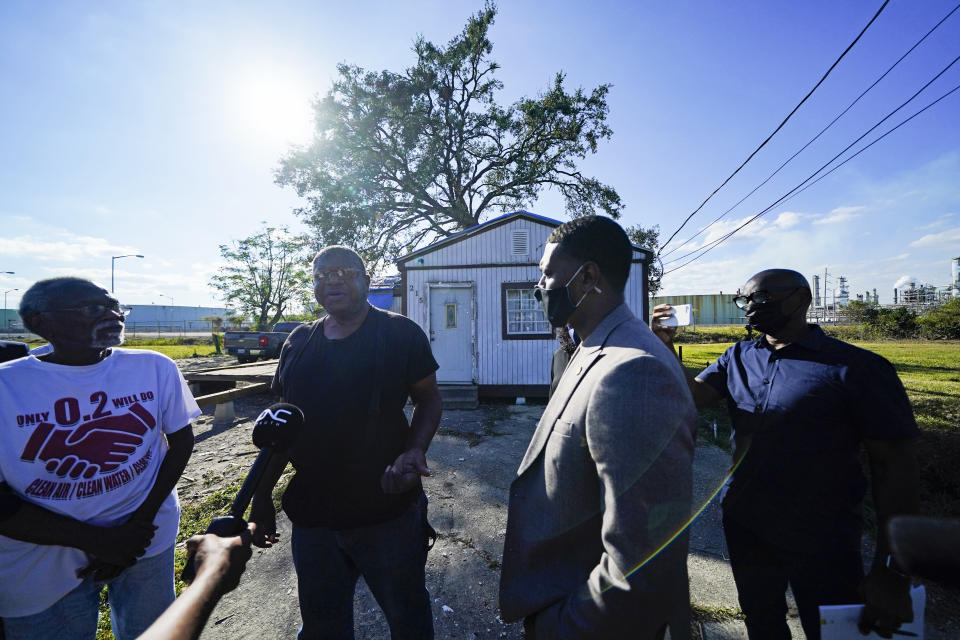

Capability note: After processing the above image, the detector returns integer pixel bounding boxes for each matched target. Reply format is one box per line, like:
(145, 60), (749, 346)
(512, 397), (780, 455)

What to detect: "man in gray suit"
(499, 216), (698, 639)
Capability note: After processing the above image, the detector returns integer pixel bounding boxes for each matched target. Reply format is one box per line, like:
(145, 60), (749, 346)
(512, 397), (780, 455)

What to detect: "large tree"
(276, 3), (621, 271)
(626, 224), (664, 297)
(209, 225), (313, 330)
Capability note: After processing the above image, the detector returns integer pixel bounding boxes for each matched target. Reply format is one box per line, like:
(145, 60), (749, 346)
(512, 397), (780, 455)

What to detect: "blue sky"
(1, 0), (958, 310)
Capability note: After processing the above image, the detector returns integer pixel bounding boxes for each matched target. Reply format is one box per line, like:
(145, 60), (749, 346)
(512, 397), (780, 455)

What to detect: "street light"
(3, 289), (17, 331)
(0, 271), (14, 275)
(159, 293), (174, 306)
(111, 254), (144, 293)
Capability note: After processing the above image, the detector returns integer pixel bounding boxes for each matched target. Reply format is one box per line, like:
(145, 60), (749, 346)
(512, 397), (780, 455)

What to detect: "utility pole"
(3, 288), (17, 331)
(824, 266), (830, 322)
(111, 254), (144, 293)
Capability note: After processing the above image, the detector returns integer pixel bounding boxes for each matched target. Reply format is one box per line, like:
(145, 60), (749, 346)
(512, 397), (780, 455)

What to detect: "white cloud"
(770, 211), (803, 229)
(881, 253), (910, 262)
(659, 257), (747, 296)
(665, 210), (806, 256)
(0, 233), (142, 262)
(916, 213), (955, 231)
(654, 154), (959, 304)
(813, 205), (865, 225)
(908, 227), (960, 248)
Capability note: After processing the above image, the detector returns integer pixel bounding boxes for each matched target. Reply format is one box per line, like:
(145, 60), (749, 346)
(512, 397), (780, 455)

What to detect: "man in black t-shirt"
(249, 246), (442, 640)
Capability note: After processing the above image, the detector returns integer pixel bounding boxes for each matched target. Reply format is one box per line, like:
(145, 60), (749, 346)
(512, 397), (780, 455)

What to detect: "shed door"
(429, 286), (473, 383)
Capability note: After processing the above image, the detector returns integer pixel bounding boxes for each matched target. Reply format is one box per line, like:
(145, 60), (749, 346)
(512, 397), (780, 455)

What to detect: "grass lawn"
(680, 340), (960, 518)
(23, 337), (218, 361)
(122, 344), (218, 359)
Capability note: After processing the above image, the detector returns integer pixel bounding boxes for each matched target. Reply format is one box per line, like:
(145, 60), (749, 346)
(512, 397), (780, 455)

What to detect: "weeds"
(690, 603), (745, 622)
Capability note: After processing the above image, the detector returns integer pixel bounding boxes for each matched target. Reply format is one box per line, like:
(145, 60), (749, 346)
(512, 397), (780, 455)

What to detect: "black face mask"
(745, 305), (791, 335)
(534, 264), (596, 328)
(745, 292), (804, 335)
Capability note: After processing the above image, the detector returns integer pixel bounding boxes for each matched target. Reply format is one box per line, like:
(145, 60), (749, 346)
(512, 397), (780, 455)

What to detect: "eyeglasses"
(314, 267), (362, 281)
(733, 286), (802, 309)
(42, 303), (125, 318)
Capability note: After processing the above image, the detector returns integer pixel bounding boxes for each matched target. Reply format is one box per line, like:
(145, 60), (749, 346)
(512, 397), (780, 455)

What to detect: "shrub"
(672, 325), (753, 344)
(918, 298), (960, 340)
(874, 306), (919, 339)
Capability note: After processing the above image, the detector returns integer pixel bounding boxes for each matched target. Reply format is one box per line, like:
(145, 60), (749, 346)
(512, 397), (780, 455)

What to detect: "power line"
(659, 1), (960, 259)
(657, 0), (891, 255)
(662, 75), (960, 276)
(664, 54), (959, 268)
(783, 82), (960, 203)
(663, 80), (960, 276)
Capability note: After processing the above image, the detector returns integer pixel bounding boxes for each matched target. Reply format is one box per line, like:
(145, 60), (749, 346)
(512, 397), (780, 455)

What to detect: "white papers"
(819, 585), (925, 639)
(658, 304), (692, 327)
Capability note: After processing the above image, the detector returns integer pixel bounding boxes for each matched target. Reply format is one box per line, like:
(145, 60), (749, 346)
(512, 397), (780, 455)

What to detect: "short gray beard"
(90, 323), (125, 349)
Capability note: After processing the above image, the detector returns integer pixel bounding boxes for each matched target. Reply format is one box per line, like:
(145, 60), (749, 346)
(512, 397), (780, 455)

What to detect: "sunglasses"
(733, 286), (802, 310)
(314, 267), (363, 281)
(42, 303), (125, 318)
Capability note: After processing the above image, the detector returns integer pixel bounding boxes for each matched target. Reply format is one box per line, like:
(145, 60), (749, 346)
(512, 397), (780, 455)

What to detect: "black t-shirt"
(271, 306), (438, 529)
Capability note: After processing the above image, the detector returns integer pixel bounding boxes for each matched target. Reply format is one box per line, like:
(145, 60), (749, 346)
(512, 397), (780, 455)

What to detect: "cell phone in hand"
(658, 304), (692, 328)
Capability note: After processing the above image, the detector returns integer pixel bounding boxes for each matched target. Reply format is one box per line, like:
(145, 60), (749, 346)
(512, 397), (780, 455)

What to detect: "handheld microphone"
(180, 403), (303, 582)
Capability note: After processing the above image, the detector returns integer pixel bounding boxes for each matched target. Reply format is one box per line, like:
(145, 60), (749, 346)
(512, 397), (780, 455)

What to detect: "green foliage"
(832, 300), (960, 340)
(671, 325), (753, 344)
(875, 306), (919, 338)
(123, 336), (213, 346)
(842, 300), (880, 324)
(123, 345), (217, 359)
(918, 298), (960, 339)
(212, 332), (222, 355)
(626, 224), (663, 296)
(690, 603), (745, 622)
(203, 315), (225, 332)
(281, 311), (321, 322)
(209, 224), (313, 330)
(97, 586), (113, 639)
(276, 3), (620, 271)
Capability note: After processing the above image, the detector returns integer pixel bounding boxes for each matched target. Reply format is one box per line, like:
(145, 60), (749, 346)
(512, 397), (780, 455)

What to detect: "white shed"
(396, 211), (653, 398)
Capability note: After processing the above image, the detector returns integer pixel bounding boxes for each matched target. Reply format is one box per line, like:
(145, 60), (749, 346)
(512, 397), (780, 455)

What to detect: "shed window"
(502, 283), (552, 340)
(511, 230), (529, 256)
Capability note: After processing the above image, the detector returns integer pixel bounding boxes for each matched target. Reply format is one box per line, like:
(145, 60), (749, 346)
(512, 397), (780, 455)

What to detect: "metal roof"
(394, 211), (653, 264)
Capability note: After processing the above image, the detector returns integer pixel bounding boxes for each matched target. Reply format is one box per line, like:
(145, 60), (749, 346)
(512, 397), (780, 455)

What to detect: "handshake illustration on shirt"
(20, 402), (157, 480)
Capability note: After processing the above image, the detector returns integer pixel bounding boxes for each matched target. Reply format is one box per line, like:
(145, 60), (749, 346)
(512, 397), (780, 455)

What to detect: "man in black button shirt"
(249, 245), (442, 640)
(652, 268), (920, 640)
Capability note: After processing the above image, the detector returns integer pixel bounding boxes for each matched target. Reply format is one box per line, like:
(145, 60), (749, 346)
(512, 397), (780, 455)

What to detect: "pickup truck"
(224, 321), (303, 364)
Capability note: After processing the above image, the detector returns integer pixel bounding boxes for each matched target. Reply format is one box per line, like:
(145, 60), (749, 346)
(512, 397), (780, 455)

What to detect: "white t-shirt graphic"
(0, 349), (201, 617)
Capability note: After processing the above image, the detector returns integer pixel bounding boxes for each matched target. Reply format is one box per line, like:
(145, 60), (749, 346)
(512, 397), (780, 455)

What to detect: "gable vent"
(511, 229), (530, 256)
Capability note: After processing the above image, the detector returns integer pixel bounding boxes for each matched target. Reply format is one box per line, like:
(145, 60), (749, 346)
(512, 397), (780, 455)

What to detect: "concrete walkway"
(687, 444), (803, 639)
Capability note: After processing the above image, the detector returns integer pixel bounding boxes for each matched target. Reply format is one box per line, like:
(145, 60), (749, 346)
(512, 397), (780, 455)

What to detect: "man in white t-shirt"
(0, 277), (198, 640)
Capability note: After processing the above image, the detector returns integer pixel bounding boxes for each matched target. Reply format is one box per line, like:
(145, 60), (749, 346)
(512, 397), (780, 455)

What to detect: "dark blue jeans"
(291, 493), (434, 640)
(3, 544), (175, 640)
(723, 516), (863, 640)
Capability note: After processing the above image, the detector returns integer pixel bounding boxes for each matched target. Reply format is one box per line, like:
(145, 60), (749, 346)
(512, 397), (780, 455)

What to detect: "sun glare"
(230, 68), (315, 150)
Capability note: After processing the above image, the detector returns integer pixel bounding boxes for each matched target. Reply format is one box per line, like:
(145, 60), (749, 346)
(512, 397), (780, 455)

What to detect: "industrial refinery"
(809, 256), (959, 322)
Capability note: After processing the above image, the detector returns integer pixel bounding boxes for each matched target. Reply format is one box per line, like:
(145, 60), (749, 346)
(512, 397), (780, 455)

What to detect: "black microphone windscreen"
(252, 403), (304, 451)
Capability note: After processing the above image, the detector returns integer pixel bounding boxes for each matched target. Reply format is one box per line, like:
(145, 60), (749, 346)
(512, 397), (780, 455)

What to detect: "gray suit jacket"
(499, 304), (698, 639)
